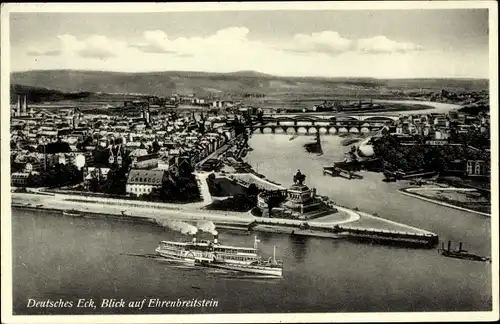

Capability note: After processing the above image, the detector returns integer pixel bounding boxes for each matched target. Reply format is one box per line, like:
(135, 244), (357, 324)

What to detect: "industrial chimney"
(16, 96), (21, 116)
(22, 95), (28, 116)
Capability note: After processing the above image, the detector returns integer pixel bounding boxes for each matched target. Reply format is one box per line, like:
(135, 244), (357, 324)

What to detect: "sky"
(9, 9), (490, 78)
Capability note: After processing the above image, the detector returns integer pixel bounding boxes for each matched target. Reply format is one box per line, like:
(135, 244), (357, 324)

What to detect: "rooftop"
(127, 169), (165, 185)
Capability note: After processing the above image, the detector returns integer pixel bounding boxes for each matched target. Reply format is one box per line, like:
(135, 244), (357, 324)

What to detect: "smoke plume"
(196, 220), (218, 236)
(155, 219), (198, 235)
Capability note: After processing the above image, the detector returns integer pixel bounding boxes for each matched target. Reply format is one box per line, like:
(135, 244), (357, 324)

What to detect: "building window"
(475, 162), (481, 175)
(467, 162), (473, 174)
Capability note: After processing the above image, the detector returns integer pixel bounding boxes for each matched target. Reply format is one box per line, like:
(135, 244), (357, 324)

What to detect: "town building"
(11, 172), (31, 187)
(466, 160), (488, 177)
(126, 169), (166, 196)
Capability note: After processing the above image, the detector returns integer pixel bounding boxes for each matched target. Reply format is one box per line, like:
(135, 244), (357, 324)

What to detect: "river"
(372, 100), (462, 115)
(10, 133), (491, 315)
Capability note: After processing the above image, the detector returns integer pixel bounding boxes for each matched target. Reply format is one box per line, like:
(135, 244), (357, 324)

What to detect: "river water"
(372, 100), (462, 115)
(11, 133), (491, 315)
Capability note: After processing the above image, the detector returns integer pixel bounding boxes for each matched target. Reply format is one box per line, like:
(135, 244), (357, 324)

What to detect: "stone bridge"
(250, 115), (396, 134)
(262, 114), (399, 122)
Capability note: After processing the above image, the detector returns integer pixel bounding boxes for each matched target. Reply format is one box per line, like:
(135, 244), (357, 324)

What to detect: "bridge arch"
(275, 127), (284, 134)
(262, 127), (273, 134)
(360, 127), (370, 133)
(308, 127), (317, 134)
(297, 127), (308, 134)
(286, 127), (296, 134)
(319, 127), (328, 134)
(349, 127), (360, 133)
(338, 127), (348, 133)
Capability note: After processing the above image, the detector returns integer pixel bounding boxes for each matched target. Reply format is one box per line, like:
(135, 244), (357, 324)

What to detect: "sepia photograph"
(1, 2), (498, 323)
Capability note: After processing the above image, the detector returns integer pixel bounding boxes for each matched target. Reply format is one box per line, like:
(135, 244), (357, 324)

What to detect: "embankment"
(400, 188), (491, 217)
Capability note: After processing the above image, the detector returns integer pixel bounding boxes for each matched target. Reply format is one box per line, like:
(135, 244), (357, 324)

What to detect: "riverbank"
(400, 188), (491, 217)
(11, 188), (438, 247)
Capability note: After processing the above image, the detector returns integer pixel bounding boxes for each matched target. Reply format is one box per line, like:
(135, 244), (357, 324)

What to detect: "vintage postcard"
(1, 1), (498, 323)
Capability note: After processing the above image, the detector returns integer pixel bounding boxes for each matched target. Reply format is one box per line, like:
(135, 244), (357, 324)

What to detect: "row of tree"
(146, 162), (200, 203)
(27, 163), (83, 188)
(373, 134), (490, 173)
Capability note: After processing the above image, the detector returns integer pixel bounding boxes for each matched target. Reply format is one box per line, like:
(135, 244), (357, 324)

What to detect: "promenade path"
(12, 191), (436, 236)
(193, 171), (214, 205)
(217, 173), (285, 191)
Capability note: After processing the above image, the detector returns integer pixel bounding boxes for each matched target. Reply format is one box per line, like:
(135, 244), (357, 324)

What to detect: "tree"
(27, 173), (43, 187)
(44, 141), (71, 154)
(77, 136), (94, 151)
(101, 164), (127, 194)
(39, 163), (83, 188)
(266, 193), (285, 217)
(151, 140), (161, 153)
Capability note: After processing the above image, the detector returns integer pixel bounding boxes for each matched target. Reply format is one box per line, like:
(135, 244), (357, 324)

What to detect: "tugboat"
(438, 241), (491, 263)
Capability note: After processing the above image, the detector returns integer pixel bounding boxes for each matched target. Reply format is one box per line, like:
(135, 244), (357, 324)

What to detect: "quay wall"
(12, 191), (438, 248)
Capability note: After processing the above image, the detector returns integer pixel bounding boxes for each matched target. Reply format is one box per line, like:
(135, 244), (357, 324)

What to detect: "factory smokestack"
(16, 96), (21, 116)
(22, 95), (27, 115)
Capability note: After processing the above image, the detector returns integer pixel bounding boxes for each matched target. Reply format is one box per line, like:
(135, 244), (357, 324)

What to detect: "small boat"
(438, 241), (491, 263)
(62, 209), (83, 217)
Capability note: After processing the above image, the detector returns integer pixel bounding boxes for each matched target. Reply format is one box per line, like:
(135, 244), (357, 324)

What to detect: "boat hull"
(204, 262), (283, 277)
(438, 250), (491, 262)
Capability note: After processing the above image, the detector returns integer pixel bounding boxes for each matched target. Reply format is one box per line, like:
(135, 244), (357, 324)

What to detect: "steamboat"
(438, 241), (491, 263)
(155, 235), (283, 276)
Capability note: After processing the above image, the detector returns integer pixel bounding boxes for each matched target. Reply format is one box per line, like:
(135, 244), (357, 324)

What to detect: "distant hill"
(10, 70), (489, 98)
(10, 84), (93, 104)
